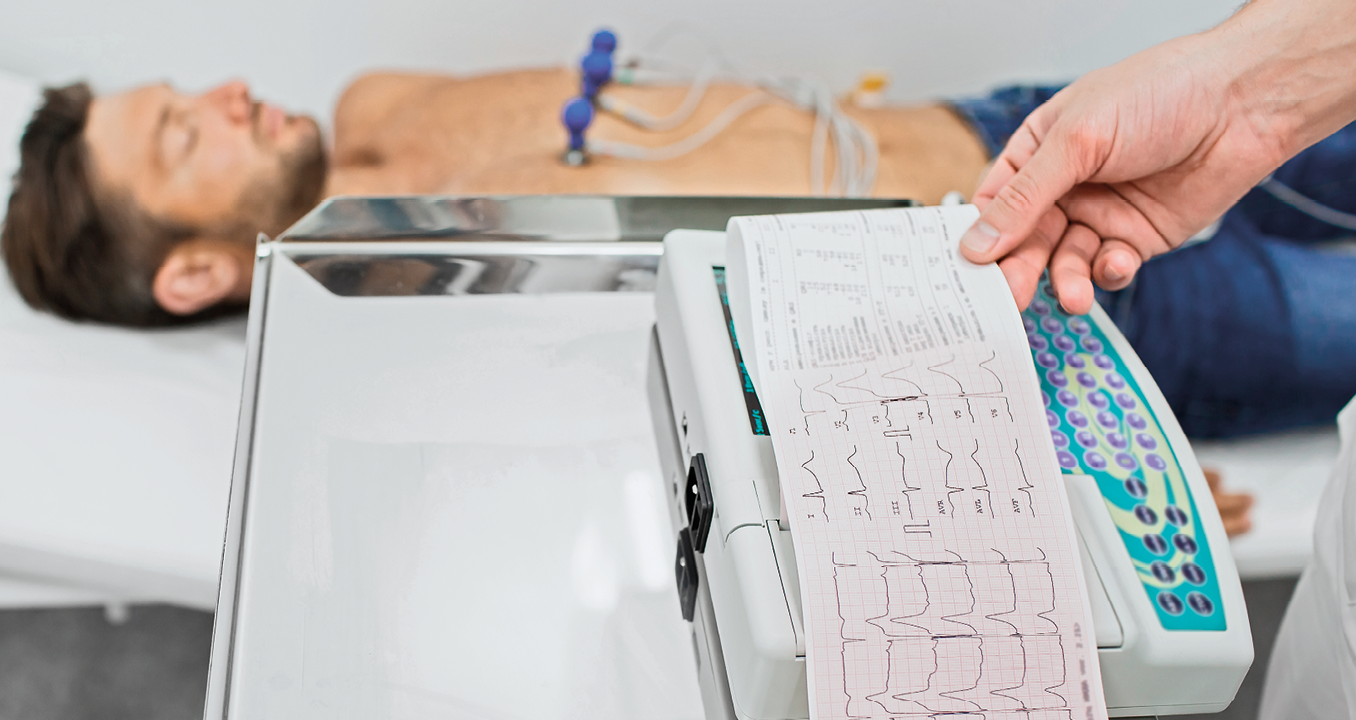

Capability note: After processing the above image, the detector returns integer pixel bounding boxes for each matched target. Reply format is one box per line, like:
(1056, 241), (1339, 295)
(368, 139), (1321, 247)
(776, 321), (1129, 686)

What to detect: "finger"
(995, 207), (1069, 309)
(1092, 239), (1142, 291)
(1222, 514), (1252, 538)
(1213, 491), (1255, 514)
(1047, 222), (1101, 314)
(1057, 183), (1174, 259)
(961, 123), (1092, 264)
(972, 121), (1042, 207)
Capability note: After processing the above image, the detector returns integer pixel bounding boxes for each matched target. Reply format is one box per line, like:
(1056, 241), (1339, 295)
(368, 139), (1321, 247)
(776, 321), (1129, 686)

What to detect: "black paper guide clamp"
(686, 453), (714, 553)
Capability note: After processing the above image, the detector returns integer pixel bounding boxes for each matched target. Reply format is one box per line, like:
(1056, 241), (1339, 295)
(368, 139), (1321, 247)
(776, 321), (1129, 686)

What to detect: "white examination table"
(0, 273), (241, 610)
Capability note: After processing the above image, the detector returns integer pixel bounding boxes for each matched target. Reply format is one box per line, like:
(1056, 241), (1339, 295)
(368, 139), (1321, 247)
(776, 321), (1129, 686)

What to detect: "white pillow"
(0, 69), (41, 223)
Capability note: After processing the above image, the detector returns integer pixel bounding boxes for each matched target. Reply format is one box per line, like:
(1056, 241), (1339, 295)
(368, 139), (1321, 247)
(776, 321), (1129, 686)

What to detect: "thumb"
(960, 129), (1086, 264)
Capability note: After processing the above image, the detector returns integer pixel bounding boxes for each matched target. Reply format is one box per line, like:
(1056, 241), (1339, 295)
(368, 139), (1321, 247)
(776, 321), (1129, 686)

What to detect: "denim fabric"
(948, 85), (1065, 157)
(953, 86), (1356, 437)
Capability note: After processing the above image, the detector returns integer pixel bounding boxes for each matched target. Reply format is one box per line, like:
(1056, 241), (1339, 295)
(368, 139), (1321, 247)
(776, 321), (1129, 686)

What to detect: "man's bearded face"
(85, 80), (327, 247)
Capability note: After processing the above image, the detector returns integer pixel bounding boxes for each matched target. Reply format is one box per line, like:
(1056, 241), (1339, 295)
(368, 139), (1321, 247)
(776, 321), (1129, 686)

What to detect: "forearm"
(1211, 0), (1356, 161)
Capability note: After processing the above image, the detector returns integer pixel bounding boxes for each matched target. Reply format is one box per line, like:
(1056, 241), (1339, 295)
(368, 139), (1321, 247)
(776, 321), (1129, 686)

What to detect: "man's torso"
(325, 68), (990, 202)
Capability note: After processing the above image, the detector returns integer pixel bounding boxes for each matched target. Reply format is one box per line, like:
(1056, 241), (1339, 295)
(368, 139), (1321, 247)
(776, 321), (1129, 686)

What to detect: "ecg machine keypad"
(1023, 282), (1226, 632)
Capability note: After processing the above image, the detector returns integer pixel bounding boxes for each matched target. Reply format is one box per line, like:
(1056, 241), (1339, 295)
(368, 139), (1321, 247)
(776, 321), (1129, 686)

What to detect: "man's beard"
(235, 124), (329, 241)
(270, 125), (329, 232)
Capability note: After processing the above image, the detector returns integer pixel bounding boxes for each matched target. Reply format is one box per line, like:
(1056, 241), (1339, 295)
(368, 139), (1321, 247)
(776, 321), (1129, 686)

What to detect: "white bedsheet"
(0, 270), (244, 609)
(1193, 427), (1340, 579)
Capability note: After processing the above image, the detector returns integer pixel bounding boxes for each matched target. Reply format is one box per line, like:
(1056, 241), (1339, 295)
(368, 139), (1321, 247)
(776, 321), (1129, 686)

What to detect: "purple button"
(1105, 372), (1126, 389)
(1077, 372), (1098, 389)
(1106, 431), (1128, 449)
(1182, 562), (1206, 585)
(1173, 533), (1198, 554)
(1082, 337), (1103, 352)
(1042, 391), (1052, 408)
(1187, 591), (1214, 616)
(1051, 431), (1070, 448)
(1057, 450), (1078, 469)
(1023, 316), (1037, 333)
(1046, 410), (1060, 428)
(1029, 334), (1048, 351)
(1058, 391), (1080, 409)
(1145, 453), (1167, 471)
(1042, 317), (1064, 333)
(1094, 354), (1115, 370)
(1135, 433), (1157, 450)
(1116, 392), (1137, 410)
(1066, 409), (1088, 427)
(1135, 504), (1158, 525)
(1075, 430), (1098, 449)
(1144, 534), (1169, 555)
(1069, 317), (1091, 335)
(1031, 299), (1052, 316)
(1115, 452), (1138, 470)
(1125, 478), (1148, 499)
(1064, 354), (1086, 369)
(1047, 370), (1069, 388)
(1084, 451), (1108, 470)
(1151, 561), (1175, 583)
(1037, 352), (1059, 368)
(1088, 392), (1110, 410)
(1158, 592), (1185, 616)
(1165, 505), (1190, 527)
(1127, 412), (1148, 431)
(1096, 411), (1119, 429)
(1053, 335), (1076, 352)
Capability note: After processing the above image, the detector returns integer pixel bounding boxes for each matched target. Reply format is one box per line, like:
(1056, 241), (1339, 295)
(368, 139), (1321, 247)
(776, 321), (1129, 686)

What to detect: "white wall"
(1, 0), (1240, 119)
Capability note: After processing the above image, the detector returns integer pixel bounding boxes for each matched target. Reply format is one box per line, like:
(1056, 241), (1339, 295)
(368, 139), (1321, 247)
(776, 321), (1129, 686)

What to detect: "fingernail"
(960, 221), (1000, 255)
(1104, 265), (1125, 282)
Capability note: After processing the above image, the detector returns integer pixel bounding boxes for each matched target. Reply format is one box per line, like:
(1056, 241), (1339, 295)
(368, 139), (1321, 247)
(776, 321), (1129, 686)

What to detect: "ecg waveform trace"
(730, 207), (1107, 720)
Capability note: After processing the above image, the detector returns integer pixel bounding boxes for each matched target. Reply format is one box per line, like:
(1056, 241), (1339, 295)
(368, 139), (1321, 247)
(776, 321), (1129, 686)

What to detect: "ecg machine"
(206, 195), (1252, 720)
(647, 231), (1254, 720)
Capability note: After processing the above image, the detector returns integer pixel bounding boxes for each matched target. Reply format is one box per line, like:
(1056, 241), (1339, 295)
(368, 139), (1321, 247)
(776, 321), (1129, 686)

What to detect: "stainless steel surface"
(287, 242), (662, 297)
(282, 196), (914, 297)
(284, 195), (915, 242)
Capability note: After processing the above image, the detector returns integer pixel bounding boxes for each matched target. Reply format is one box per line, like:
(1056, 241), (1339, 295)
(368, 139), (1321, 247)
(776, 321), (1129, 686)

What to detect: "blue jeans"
(952, 87), (1356, 438)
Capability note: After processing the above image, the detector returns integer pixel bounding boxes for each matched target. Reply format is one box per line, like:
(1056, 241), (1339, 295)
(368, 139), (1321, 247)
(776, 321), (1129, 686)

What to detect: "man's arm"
(958, 0), (1356, 312)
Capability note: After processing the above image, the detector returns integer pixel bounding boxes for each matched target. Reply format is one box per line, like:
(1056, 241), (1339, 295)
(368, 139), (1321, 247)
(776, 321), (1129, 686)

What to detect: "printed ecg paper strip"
(729, 206), (1108, 720)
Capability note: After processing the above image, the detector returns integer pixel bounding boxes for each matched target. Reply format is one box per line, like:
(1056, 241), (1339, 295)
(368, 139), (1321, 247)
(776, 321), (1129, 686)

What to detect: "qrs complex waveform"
(834, 551), (1071, 719)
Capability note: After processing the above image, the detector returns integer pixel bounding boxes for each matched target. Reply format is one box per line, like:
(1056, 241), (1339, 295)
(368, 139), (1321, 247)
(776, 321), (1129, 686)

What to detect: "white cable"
(591, 26), (880, 197)
(597, 60), (720, 131)
(810, 105), (829, 196)
(1259, 176), (1356, 231)
(588, 91), (777, 162)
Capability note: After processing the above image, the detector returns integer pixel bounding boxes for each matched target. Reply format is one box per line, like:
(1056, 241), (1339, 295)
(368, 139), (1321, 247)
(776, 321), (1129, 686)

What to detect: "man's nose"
(201, 80), (253, 125)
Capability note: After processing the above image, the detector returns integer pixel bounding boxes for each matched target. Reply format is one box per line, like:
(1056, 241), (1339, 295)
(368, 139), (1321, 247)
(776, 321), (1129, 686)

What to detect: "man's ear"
(152, 239), (252, 316)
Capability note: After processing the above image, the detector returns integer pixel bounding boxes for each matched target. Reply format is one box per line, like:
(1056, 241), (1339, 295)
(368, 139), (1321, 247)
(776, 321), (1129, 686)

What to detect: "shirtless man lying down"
(4, 68), (1269, 533)
(0, 68), (989, 327)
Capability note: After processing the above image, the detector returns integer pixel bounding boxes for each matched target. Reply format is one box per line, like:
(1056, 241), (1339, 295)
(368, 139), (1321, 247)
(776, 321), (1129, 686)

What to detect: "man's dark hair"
(1, 83), (211, 326)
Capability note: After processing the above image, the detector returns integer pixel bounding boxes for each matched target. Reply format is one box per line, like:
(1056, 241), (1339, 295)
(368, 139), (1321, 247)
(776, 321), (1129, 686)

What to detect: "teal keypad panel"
(1023, 281), (1225, 631)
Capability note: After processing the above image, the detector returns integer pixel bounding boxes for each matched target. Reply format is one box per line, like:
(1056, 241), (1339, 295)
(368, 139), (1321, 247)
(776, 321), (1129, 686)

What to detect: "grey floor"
(0, 604), (213, 720)
(1184, 577), (1298, 720)
(0, 578), (1300, 720)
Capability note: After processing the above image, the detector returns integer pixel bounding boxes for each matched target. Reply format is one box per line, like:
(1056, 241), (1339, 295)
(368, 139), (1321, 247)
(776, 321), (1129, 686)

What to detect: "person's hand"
(1205, 468), (1253, 537)
(958, 0), (1356, 313)
(959, 32), (1287, 313)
